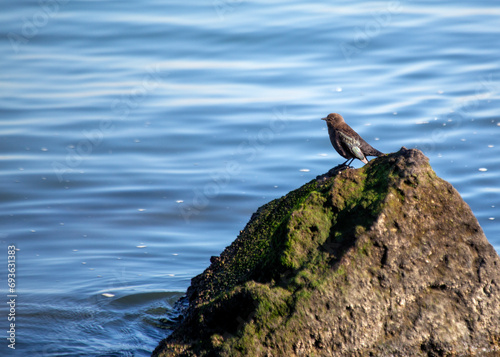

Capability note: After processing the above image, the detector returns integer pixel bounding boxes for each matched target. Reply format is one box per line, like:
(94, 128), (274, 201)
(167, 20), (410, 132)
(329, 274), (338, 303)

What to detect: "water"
(1, 0), (499, 355)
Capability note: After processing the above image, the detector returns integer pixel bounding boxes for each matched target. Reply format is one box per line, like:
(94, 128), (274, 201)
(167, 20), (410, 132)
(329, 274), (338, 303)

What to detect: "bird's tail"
(369, 148), (384, 157)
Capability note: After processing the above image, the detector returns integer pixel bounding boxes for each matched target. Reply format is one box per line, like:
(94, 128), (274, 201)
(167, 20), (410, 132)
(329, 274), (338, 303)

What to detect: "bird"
(322, 113), (384, 166)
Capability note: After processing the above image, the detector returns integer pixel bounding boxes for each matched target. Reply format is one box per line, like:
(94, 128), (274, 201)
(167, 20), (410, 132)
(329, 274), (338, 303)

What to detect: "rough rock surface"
(153, 148), (500, 357)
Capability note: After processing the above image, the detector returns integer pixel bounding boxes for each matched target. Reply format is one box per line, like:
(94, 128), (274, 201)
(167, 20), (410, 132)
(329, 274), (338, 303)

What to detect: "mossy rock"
(153, 148), (500, 357)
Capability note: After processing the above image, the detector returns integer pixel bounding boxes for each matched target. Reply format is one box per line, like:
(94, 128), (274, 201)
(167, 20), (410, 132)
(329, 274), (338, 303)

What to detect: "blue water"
(1, 0), (499, 355)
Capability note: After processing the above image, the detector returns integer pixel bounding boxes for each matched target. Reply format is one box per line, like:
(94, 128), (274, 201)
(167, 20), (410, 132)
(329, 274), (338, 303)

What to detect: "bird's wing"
(339, 131), (365, 161)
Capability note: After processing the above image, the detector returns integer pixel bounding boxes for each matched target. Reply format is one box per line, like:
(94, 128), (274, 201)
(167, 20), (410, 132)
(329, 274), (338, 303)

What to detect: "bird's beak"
(321, 117), (327, 121)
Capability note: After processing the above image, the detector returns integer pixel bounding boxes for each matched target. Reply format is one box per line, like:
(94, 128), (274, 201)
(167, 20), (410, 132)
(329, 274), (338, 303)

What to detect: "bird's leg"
(342, 158), (355, 167)
(333, 158), (355, 171)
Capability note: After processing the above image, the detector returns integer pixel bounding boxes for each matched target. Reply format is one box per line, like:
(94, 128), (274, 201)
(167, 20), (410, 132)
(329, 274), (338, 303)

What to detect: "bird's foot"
(316, 164), (353, 182)
(335, 163), (352, 170)
(323, 164), (351, 177)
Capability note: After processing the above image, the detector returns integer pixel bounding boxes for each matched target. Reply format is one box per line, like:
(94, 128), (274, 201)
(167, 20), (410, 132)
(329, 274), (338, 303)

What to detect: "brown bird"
(322, 113), (383, 166)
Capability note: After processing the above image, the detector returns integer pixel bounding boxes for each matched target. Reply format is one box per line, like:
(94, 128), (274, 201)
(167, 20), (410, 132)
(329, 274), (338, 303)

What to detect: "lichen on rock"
(153, 147), (500, 357)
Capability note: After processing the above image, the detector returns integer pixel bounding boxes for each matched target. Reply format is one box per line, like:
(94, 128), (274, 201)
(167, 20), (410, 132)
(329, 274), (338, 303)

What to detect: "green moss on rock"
(153, 148), (500, 357)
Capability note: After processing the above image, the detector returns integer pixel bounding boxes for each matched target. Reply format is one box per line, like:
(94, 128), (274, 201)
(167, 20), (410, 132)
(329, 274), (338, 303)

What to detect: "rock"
(152, 147), (500, 357)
